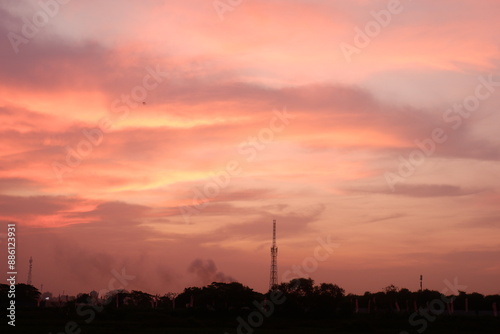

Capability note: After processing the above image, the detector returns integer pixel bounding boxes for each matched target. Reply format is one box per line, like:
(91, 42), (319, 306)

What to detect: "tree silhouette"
(0, 284), (41, 307)
(272, 278), (346, 317)
(175, 282), (261, 312)
(130, 290), (154, 308)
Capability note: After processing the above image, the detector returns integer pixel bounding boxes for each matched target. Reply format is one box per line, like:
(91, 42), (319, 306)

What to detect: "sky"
(0, 0), (499, 296)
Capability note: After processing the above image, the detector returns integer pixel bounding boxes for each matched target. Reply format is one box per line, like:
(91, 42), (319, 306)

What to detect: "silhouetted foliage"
(2, 279), (499, 327)
(130, 290), (154, 308)
(271, 278), (345, 317)
(175, 282), (262, 312)
(76, 293), (91, 303)
(0, 284), (40, 307)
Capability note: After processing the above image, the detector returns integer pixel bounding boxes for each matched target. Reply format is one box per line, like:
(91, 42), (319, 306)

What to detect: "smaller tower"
(27, 256), (33, 286)
(420, 275), (423, 292)
(269, 220), (278, 291)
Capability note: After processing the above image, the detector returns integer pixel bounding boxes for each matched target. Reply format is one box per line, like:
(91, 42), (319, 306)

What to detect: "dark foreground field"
(4, 308), (499, 334)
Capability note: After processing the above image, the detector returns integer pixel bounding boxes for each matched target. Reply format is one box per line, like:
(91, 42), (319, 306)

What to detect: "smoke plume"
(187, 258), (236, 285)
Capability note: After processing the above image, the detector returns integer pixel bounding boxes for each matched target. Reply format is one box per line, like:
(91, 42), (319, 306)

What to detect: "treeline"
(1, 279), (499, 317)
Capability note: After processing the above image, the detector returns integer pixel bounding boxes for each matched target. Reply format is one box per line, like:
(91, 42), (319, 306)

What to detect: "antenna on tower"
(269, 219), (278, 291)
(27, 256), (33, 286)
(420, 274), (423, 292)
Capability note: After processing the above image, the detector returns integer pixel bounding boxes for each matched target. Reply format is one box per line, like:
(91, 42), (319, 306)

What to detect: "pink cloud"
(0, 0), (499, 295)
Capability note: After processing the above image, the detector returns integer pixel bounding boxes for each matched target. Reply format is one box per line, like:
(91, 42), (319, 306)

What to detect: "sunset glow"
(1, 0), (499, 297)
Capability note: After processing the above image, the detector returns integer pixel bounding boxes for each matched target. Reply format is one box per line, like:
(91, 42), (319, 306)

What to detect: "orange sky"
(1, 0), (499, 296)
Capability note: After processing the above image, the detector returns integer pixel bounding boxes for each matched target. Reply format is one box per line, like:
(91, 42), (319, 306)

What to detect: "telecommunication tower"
(269, 220), (278, 291)
(27, 256), (33, 285)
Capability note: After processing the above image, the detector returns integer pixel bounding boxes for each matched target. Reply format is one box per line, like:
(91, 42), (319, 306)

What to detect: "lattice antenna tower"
(27, 256), (33, 285)
(269, 220), (278, 291)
